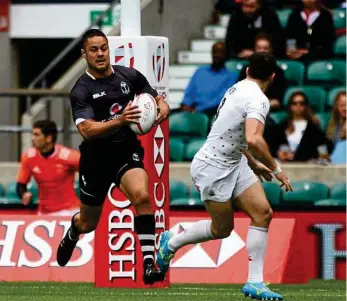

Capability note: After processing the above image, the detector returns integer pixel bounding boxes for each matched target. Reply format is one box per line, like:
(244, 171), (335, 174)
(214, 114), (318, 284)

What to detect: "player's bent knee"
(252, 207), (273, 227)
(130, 191), (150, 207)
(78, 221), (97, 234)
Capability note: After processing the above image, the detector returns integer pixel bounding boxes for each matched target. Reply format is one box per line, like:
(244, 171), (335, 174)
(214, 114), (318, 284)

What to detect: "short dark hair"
(33, 120), (58, 143)
(248, 52), (277, 81)
(81, 29), (107, 50)
(254, 32), (272, 47)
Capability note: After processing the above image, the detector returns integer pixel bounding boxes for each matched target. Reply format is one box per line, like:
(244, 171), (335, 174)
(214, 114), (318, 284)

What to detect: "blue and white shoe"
(241, 282), (283, 300)
(156, 231), (175, 274)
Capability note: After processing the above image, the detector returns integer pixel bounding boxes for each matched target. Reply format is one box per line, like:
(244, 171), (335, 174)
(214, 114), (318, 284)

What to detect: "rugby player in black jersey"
(56, 29), (170, 285)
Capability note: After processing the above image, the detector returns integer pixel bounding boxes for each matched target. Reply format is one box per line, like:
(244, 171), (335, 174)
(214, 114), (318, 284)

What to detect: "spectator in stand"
(181, 41), (238, 118)
(285, 0), (335, 61)
(238, 32), (287, 111)
(17, 120), (80, 216)
(270, 92), (332, 162)
(326, 91), (346, 148)
(225, 0), (285, 58)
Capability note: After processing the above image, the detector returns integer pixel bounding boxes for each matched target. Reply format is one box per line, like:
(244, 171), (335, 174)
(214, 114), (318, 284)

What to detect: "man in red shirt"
(17, 120), (80, 215)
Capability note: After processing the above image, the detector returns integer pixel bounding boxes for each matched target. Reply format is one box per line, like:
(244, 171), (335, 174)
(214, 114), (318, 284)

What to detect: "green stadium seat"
(277, 9), (292, 28)
(333, 8), (346, 29)
(171, 197), (202, 207)
(263, 182), (281, 205)
(0, 183), (4, 196)
(330, 183), (346, 200)
(74, 179), (80, 199)
(170, 137), (185, 162)
(307, 60), (346, 88)
(170, 180), (189, 201)
(316, 112), (331, 131)
(169, 112), (209, 140)
(270, 111), (287, 124)
(284, 86), (327, 112)
(314, 198), (346, 207)
(190, 185), (201, 200)
(184, 138), (206, 161)
(282, 181), (329, 204)
(225, 60), (248, 73)
(327, 86), (346, 108)
(334, 36), (346, 56)
(277, 60), (305, 86)
(27, 181), (39, 205)
(0, 182), (21, 205)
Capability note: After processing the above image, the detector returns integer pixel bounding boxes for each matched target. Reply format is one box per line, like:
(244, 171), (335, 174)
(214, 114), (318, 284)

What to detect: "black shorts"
(78, 139), (144, 206)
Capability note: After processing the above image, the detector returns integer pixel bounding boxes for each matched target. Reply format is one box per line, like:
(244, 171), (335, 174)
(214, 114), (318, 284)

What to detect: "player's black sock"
(134, 214), (156, 267)
(68, 213), (80, 240)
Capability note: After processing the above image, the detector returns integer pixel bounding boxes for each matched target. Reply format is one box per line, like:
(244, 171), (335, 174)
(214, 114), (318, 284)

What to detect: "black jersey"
(70, 65), (158, 149)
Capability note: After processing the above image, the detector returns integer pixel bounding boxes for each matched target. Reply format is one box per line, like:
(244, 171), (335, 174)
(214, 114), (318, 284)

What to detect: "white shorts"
(190, 155), (258, 202)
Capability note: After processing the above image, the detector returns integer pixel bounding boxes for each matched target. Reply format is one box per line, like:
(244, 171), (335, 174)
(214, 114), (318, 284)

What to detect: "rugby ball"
(130, 93), (157, 135)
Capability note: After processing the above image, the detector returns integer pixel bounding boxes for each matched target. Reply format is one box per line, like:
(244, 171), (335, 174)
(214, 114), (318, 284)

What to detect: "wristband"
(273, 165), (282, 175)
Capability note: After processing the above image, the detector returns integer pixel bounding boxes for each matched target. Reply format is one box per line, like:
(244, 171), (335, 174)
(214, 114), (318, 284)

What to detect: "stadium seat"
(277, 9), (292, 28)
(314, 198), (346, 207)
(333, 8), (346, 29)
(170, 137), (185, 162)
(334, 35), (346, 57)
(225, 60), (248, 73)
(27, 181), (39, 205)
(74, 180), (80, 199)
(0, 183), (4, 196)
(190, 185), (201, 200)
(184, 138), (206, 161)
(170, 180), (189, 201)
(330, 183), (346, 200)
(316, 112), (331, 131)
(283, 86), (327, 112)
(282, 181), (329, 204)
(263, 182), (281, 205)
(270, 111), (287, 124)
(0, 182), (21, 205)
(169, 65), (199, 78)
(306, 60), (346, 88)
(170, 112), (209, 140)
(327, 86), (346, 108)
(171, 197), (202, 207)
(277, 60), (305, 86)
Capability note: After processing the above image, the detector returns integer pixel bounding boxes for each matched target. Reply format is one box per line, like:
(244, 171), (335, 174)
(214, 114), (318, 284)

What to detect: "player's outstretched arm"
(246, 118), (292, 191)
(77, 102), (141, 139)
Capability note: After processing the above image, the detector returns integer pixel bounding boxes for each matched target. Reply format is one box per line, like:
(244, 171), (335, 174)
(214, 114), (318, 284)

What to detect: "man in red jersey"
(16, 120), (80, 216)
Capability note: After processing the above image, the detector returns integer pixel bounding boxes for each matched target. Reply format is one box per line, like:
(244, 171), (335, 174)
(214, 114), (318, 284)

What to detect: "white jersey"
(195, 79), (270, 168)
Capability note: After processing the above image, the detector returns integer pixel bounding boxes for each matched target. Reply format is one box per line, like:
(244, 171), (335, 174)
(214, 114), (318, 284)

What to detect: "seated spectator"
(225, 0), (285, 58)
(238, 33), (287, 111)
(285, 0), (334, 61)
(271, 92), (332, 162)
(326, 91), (346, 148)
(181, 42), (238, 118)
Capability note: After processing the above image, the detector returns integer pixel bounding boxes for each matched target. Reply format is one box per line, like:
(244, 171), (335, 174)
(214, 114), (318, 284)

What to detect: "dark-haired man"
(157, 53), (292, 300)
(56, 29), (170, 285)
(17, 120), (80, 215)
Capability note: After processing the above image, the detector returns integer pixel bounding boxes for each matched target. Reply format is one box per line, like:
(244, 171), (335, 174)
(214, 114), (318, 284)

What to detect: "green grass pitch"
(0, 280), (345, 301)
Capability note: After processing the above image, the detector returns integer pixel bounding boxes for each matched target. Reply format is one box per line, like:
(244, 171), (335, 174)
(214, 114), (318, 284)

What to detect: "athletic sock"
(246, 226), (268, 283)
(134, 214), (156, 267)
(68, 213), (80, 240)
(168, 220), (214, 252)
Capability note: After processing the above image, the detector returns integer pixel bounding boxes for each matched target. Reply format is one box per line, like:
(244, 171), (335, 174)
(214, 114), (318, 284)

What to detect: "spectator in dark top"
(238, 33), (287, 111)
(225, 0), (285, 58)
(181, 42), (238, 118)
(286, 0), (335, 61)
(271, 91), (332, 162)
(326, 91), (346, 147)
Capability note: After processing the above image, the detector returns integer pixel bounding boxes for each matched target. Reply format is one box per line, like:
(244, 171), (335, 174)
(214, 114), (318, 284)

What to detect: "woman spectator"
(326, 91), (346, 147)
(285, 0), (335, 61)
(273, 92), (332, 162)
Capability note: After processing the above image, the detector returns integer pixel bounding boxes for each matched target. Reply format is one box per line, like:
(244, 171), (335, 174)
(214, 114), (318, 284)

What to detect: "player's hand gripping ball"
(130, 93), (158, 135)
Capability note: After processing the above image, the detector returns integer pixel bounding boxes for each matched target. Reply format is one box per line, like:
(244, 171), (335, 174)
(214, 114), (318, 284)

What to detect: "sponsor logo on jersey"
(32, 166), (41, 174)
(120, 82), (130, 94)
(109, 103), (123, 116)
(92, 91), (106, 99)
(132, 153), (140, 161)
(152, 43), (166, 83)
(114, 43), (134, 68)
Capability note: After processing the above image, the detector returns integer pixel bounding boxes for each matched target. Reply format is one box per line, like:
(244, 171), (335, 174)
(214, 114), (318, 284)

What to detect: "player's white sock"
(168, 220), (213, 252)
(246, 226), (268, 283)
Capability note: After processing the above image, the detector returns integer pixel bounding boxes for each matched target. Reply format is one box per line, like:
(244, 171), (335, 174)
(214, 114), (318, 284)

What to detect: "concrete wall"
(0, 33), (19, 161)
(142, 0), (215, 64)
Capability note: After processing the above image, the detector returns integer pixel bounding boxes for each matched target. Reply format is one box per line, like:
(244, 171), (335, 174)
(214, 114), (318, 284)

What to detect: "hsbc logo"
(154, 125), (165, 177)
(114, 43), (134, 68)
(152, 43), (166, 83)
(170, 222), (245, 268)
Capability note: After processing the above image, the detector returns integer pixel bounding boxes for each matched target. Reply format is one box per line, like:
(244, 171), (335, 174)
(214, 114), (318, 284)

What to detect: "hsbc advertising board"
(0, 212), (344, 283)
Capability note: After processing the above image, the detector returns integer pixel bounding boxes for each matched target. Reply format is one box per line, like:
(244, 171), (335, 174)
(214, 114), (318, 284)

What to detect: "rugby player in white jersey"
(157, 53), (292, 300)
